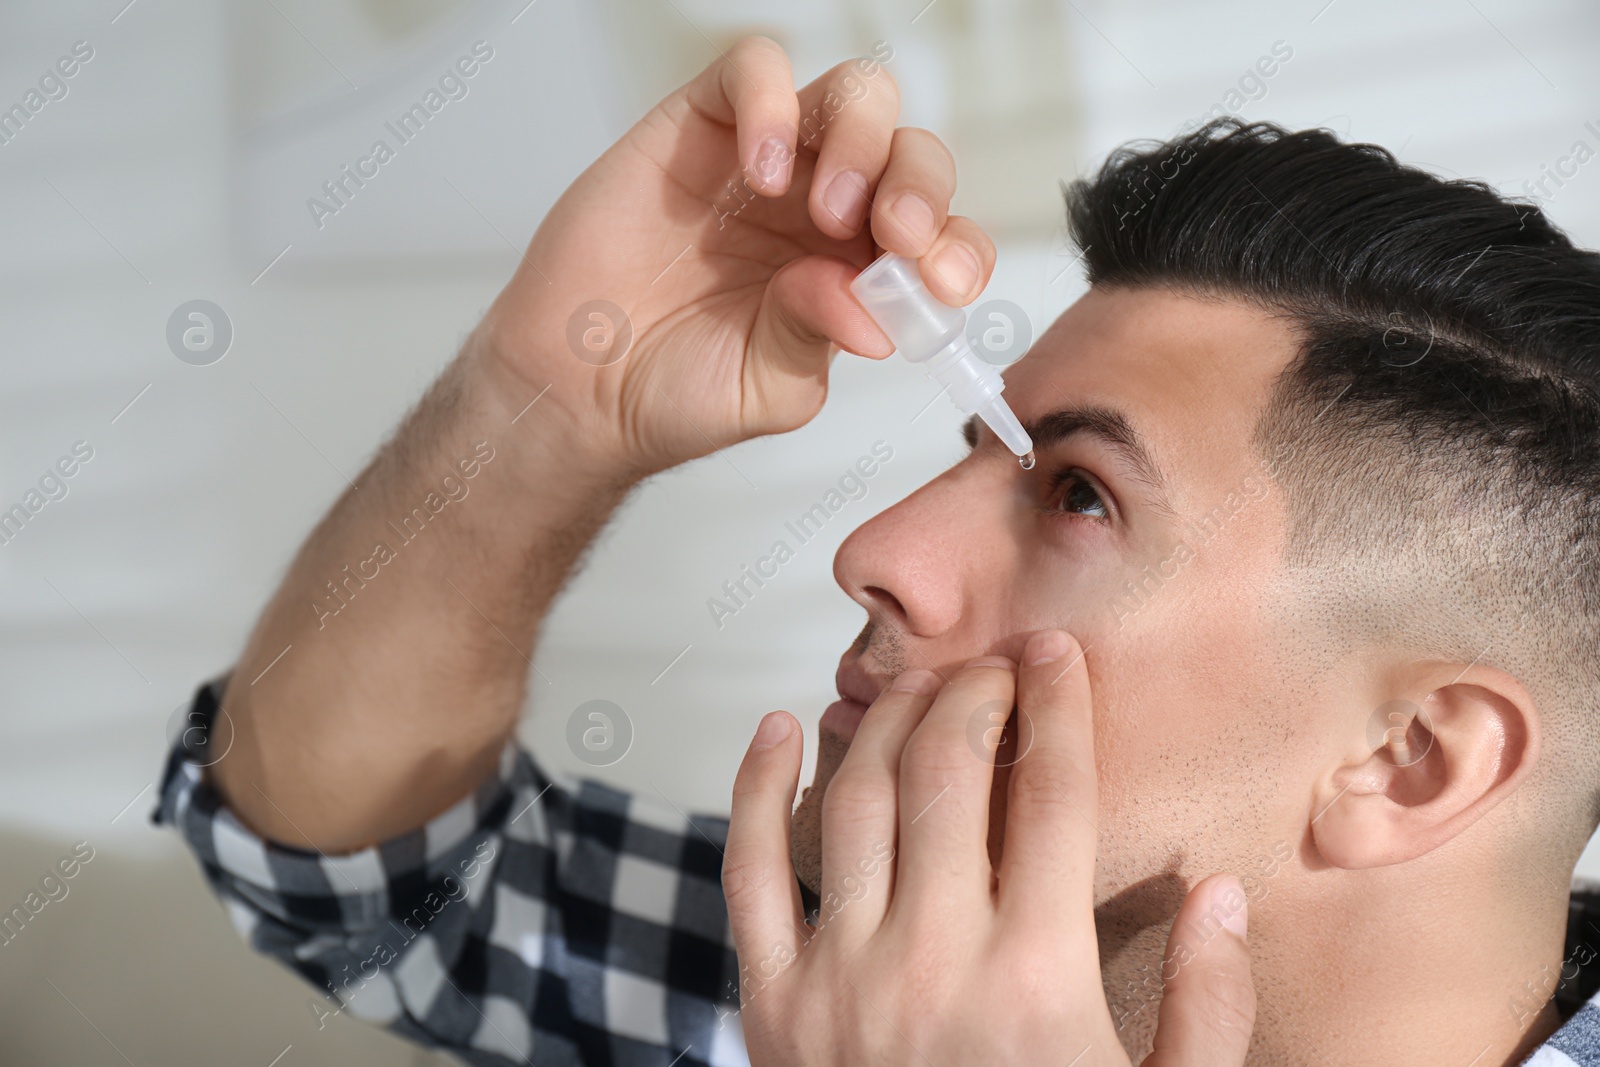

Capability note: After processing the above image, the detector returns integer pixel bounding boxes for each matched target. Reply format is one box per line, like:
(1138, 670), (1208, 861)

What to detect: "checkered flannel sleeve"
(154, 675), (749, 1067)
(1523, 880), (1600, 1066)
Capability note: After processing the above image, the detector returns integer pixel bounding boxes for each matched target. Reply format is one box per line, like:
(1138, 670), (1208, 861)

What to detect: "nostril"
(856, 583), (906, 622)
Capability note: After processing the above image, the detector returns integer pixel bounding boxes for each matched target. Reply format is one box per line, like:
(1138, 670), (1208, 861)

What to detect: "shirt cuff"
(152, 672), (521, 937)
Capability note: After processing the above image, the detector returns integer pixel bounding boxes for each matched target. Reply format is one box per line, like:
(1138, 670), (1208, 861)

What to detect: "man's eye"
(1047, 469), (1110, 520)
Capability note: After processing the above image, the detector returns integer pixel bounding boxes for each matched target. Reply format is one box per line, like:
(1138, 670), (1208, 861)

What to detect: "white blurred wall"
(1, 0), (1598, 1061)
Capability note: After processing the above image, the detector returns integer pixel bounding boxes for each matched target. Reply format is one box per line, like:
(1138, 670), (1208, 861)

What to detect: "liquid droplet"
(1018, 450), (1036, 471)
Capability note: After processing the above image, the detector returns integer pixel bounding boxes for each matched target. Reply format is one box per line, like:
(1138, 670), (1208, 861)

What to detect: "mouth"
(820, 653), (889, 742)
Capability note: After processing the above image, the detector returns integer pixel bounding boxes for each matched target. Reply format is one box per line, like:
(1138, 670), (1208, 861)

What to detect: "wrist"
(459, 317), (643, 493)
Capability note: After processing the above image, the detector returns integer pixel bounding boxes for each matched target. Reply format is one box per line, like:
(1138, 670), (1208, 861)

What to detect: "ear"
(1310, 663), (1541, 869)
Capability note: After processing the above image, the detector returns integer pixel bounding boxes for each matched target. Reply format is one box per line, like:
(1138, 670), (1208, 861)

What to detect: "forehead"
(1003, 286), (1301, 505)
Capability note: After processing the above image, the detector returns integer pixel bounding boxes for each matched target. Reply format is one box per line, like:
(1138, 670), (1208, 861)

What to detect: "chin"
(788, 718), (855, 895)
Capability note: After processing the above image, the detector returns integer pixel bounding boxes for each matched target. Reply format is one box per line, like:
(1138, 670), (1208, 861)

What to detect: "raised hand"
(723, 630), (1257, 1066)
(471, 36), (997, 476)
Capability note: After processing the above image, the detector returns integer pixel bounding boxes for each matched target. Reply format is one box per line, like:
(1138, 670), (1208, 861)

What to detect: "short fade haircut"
(1064, 119), (1600, 846)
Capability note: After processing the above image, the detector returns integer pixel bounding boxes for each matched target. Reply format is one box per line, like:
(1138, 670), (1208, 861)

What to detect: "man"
(156, 37), (1600, 1066)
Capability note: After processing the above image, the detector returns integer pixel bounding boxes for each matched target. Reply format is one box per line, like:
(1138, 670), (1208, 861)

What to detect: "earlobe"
(1309, 669), (1540, 870)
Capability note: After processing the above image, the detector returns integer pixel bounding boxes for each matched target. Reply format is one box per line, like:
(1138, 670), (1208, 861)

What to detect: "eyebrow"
(962, 404), (1177, 517)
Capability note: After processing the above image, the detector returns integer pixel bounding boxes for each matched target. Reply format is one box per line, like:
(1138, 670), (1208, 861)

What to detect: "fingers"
(795, 60), (900, 240)
(816, 669), (941, 939)
(870, 127), (954, 258)
(869, 129), (995, 304)
(895, 657), (1015, 908)
(1143, 874), (1256, 1067)
(922, 215), (997, 306)
(997, 629), (1098, 927)
(684, 39), (995, 308)
(746, 256), (895, 425)
(724, 711), (808, 992)
(684, 36), (799, 195)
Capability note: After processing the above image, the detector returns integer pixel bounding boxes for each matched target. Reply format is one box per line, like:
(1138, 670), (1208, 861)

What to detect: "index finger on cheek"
(996, 629), (1098, 926)
(816, 667), (941, 941)
(893, 656), (1016, 910)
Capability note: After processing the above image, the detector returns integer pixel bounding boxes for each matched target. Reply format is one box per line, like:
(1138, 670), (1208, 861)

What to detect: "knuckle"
(1006, 765), (1074, 817)
(729, 768), (768, 807)
(953, 659), (1004, 684)
(956, 218), (997, 261)
(994, 946), (1062, 1011)
(828, 58), (898, 109)
(893, 126), (954, 169)
(729, 34), (787, 68)
(900, 731), (978, 786)
(721, 848), (778, 906)
(819, 774), (895, 830)
(1201, 968), (1258, 1039)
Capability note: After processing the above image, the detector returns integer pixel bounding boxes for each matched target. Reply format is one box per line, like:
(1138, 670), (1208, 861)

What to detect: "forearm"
(212, 330), (635, 852)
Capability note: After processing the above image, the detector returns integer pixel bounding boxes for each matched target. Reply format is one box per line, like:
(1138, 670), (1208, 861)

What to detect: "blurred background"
(2, 0), (1599, 1061)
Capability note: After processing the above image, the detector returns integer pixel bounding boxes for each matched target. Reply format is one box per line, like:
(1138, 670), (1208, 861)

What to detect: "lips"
(821, 654), (890, 742)
(835, 655), (885, 709)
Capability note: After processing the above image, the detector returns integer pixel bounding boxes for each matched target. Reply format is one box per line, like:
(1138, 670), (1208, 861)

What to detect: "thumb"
(1142, 873), (1257, 1067)
(723, 711), (808, 994)
(744, 256), (892, 432)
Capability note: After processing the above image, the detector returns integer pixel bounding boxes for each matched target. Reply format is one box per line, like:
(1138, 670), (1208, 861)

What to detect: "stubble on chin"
(788, 725), (854, 895)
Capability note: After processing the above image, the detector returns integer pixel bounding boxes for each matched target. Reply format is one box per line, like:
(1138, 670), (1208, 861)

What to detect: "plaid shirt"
(157, 675), (1600, 1066)
(156, 675), (746, 1066)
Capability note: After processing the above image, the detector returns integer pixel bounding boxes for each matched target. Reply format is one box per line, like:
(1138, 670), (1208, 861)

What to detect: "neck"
(1098, 864), (1570, 1065)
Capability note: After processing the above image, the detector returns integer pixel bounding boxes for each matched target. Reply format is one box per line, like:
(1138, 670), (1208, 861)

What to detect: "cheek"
(1089, 607), (1303, 851)
(1000, 538), (1133, 648)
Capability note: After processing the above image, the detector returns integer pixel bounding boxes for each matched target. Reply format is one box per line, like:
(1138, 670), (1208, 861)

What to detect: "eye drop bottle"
(849, 253), (1035, 467)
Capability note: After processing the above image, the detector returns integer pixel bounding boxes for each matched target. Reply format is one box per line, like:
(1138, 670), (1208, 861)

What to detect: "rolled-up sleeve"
(155, 675), (747, 1067)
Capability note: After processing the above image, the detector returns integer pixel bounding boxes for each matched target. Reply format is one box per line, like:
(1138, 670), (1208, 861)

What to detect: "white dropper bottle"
(849, 253), (1036, 469)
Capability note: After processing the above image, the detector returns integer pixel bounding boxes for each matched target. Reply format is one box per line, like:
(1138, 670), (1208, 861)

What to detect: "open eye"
(1045, 468), (1111, 521)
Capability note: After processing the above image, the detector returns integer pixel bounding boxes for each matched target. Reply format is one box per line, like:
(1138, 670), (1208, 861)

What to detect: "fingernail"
(753, 137), (793, 190)
(965, 655), (1014, 670)
(1023, 629), (1073, 666)
(823, 170), (869, 230)
(931, 243), (980, 298)
(888, 669), (941, 696)
(1214, 875), (1248, 939)
(751, 710), (791, 750)
(891, 193), (936, 248)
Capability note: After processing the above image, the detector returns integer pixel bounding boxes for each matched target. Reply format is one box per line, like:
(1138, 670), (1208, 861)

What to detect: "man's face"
(794, 285), (1330, 946)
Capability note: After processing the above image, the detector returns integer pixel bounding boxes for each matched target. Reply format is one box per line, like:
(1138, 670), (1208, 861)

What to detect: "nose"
(833, 465), (994, 638)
